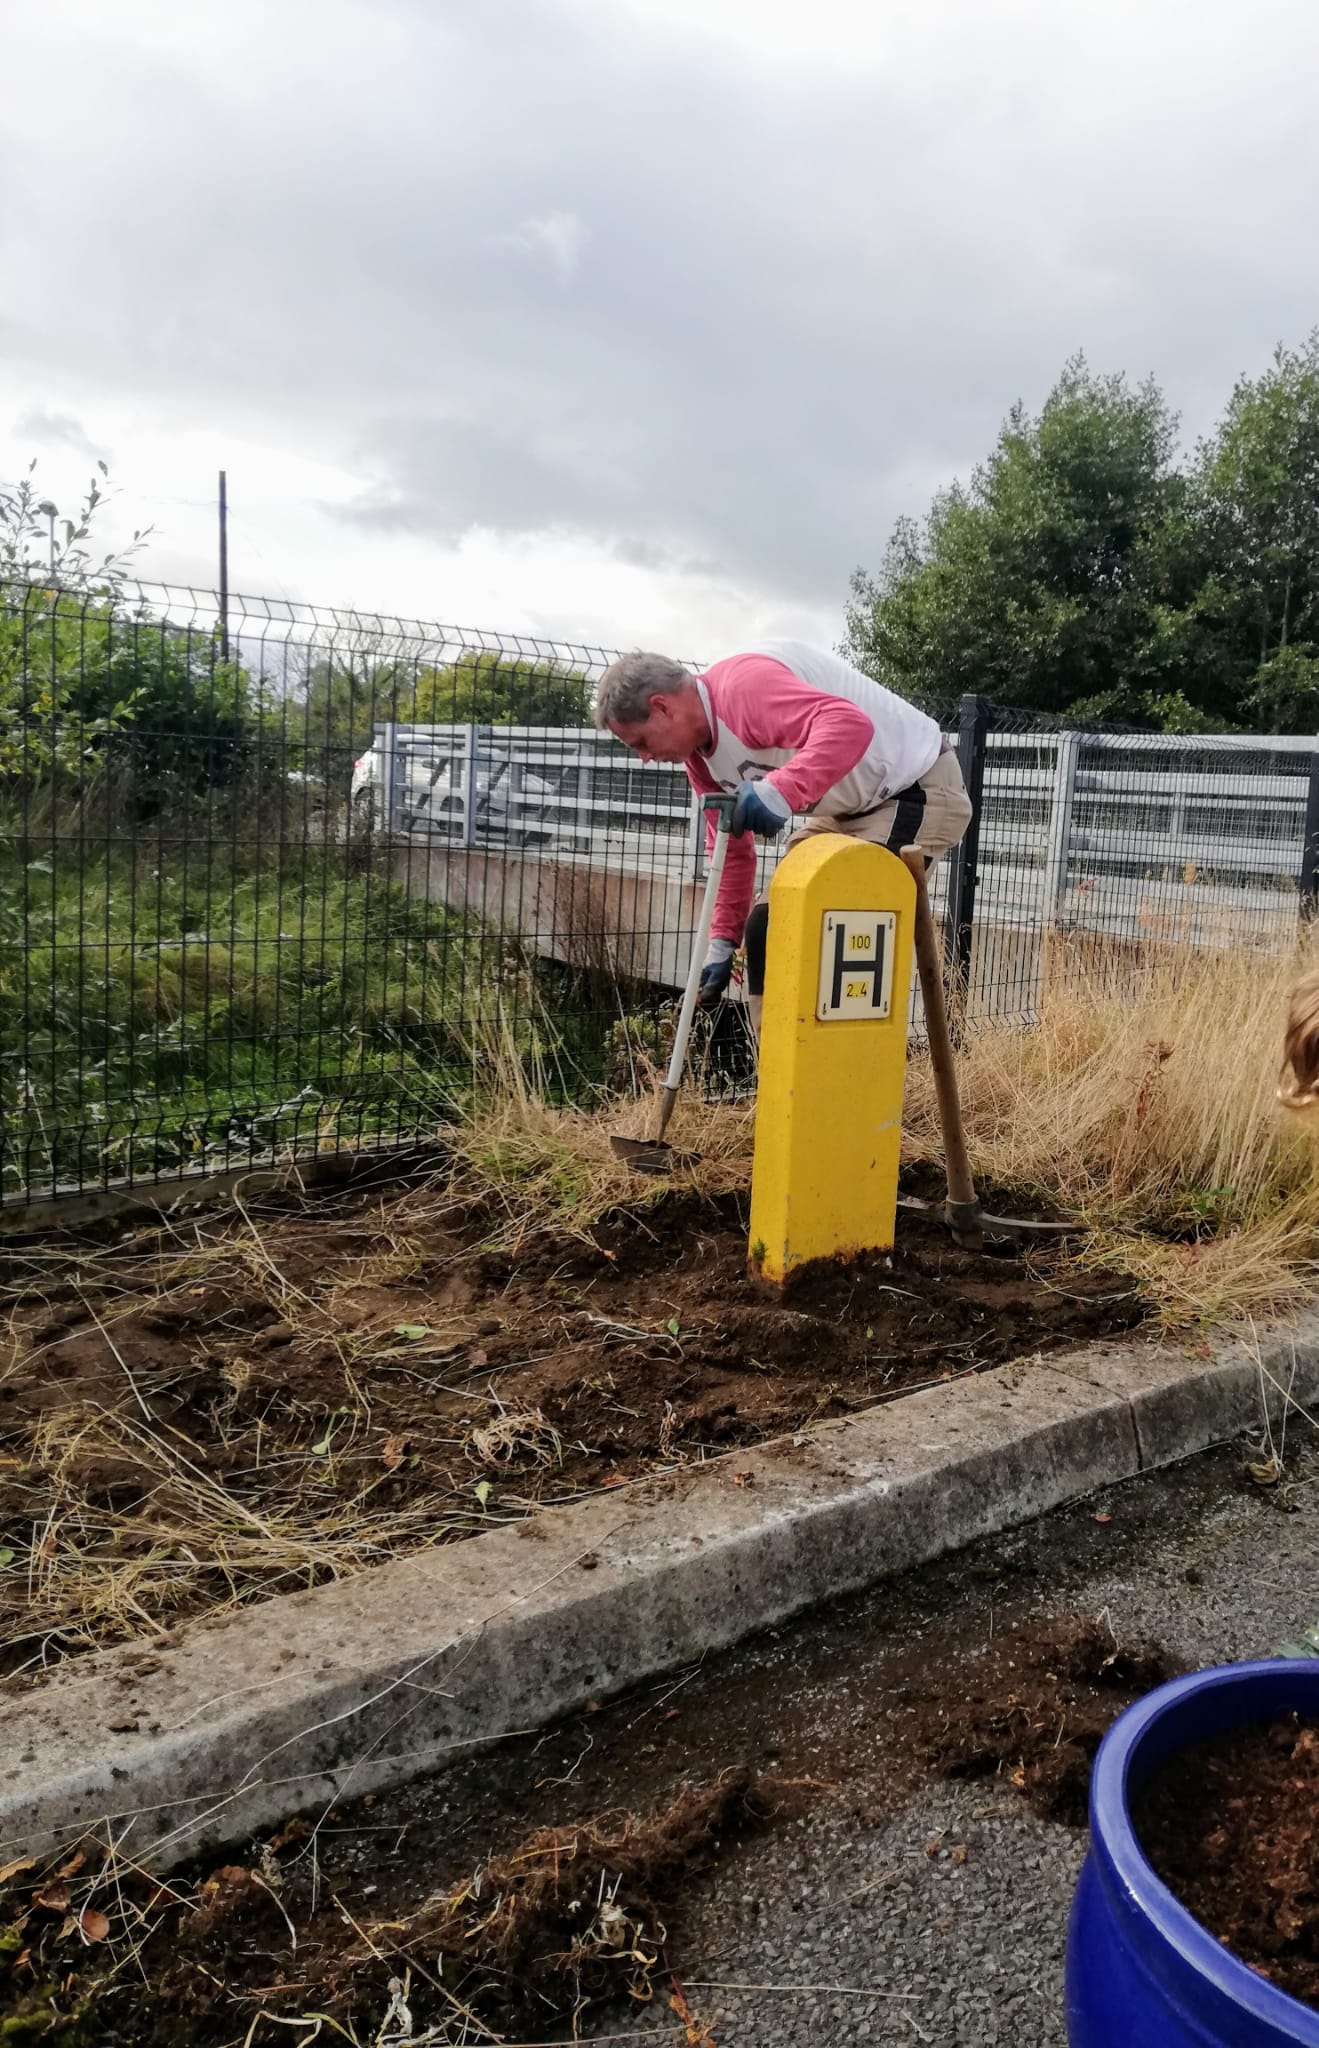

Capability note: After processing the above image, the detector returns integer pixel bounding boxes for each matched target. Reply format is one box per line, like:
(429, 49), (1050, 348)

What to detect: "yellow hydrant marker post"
(748, 837), (916, 1286)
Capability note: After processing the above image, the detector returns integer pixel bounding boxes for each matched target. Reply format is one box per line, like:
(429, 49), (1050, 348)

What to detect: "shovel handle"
(900, 845), (978, 1216)
(661, 798), (734, 1102)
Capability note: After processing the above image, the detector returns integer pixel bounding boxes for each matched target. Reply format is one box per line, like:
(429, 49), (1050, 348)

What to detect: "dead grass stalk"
(901, 934), (1319, 1321)
(458, 934), (1319, 1323)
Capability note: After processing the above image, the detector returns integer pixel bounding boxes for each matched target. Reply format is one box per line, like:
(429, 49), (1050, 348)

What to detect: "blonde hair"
(1279, 966), (1319, 1109)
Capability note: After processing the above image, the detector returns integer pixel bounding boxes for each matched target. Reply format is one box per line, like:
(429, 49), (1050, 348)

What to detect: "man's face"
(608, 688), (706, 764)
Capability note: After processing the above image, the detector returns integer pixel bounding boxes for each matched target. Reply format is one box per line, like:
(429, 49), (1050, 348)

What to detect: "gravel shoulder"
(4, 1419), (1314, 2043)
(543, 1432), (1318, 2045)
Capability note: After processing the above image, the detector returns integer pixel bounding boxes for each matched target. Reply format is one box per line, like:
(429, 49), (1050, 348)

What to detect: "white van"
(350, 736), (557, 848)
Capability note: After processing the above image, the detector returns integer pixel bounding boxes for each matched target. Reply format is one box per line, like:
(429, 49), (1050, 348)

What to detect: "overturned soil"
(908, 1615), (1181, 1825)
(1135, 1716), (1319, 2012)
(0, 1609), (1170, 2044)
(0, 1176), (1143, 1679)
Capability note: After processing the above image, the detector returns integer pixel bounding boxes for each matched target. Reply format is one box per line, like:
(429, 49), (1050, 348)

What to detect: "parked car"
(350, 739), (557, 848)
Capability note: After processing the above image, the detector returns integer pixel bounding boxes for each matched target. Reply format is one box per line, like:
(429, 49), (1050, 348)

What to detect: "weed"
(0, 846), (536, 1192)
(458, 931), (1319, 1321)
(901, 934), (1319, 1323)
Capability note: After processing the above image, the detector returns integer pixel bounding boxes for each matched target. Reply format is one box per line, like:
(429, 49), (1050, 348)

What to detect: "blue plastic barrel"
(1066, 1659), (1319, 2046)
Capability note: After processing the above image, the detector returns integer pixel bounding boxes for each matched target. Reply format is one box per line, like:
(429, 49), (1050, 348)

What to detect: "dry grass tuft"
(0, 1773), (786, 2043)
(900, 934), (1319, 1321)
(457, 935), (1319, 1325)
(466, 1405), (563, 1470)
(338, 1767), (778, 2033)
(10, 1395), (447, 1670)
(454, 1044), (757, 1250)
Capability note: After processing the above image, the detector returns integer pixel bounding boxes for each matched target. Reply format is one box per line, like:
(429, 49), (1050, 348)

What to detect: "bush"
(0, 589), (267, 815)
(0, 848), (539, 1192)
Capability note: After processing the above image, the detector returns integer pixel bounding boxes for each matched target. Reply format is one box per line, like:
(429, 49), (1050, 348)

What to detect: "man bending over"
(596, 641), (973, 1027)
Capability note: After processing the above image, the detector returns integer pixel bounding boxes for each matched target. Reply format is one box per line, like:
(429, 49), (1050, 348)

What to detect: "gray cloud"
(12, 404), (106, 466)
(496, 210), (589, 288)
(4, 0), (1319, 630)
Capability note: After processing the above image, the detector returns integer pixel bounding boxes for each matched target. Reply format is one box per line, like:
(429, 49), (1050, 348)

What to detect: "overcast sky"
(3, 0), (1317, 655)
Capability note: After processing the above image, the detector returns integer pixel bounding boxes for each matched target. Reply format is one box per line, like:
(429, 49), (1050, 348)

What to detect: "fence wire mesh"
(966, 708), (1313, 1026)
(0, 576), (1313, 1209)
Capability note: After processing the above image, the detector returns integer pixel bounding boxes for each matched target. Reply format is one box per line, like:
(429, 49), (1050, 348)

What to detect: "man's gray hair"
(594, 650), (694, 729)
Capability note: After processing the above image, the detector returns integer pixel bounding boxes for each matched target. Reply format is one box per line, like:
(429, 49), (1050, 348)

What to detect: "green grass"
(0, 845), (541, 1193)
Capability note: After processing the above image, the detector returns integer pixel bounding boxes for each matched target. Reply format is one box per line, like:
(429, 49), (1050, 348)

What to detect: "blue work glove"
(731, 777), (792, 839)
(698, 937), (736, 1009)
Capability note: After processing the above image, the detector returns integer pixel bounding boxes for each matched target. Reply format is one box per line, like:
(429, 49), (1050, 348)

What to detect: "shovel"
(899, 843), (1076, 1249)
(611, 795), (736, 1174)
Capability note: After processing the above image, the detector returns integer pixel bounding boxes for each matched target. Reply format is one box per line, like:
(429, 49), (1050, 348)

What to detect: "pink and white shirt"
(685, 642), (943, 944)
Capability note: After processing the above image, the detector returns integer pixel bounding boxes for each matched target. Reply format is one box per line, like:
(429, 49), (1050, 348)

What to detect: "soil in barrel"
(1134, 1714), (1319, 2013)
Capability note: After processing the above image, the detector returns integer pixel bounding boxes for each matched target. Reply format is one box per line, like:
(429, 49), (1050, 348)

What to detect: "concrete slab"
(1044, 1309), (1319, 1469)
(0, 1320), (1306, 1873)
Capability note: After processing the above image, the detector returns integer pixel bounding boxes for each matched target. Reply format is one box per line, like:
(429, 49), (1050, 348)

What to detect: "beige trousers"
(745, 748), (973, 1033)
(783, 746), (973, 864)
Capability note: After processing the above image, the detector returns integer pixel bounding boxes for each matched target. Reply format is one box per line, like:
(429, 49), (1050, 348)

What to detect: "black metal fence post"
(9, 575), (1315, 1221)
(1301, 748), (1319, 923)
(943, 692), (992, 992)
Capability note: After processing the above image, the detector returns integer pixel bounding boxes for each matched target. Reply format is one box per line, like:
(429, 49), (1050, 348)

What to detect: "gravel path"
(561, 1438), (1319, 2047)
(666, 1782), (1087, 2046)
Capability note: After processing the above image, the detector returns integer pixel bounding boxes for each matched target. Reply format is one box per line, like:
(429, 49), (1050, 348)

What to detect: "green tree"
(296, 647), (591, 804)
(846, 333), (1319, 733)
(413, 648), (592, 726)
(69, 625), (262, 810)
(1191, 334), (1319, 727)
(845, 357), (1182, 719)
(0, 459), (150, 594)
(1, 459), (151, 763)
(0, 461), (265, 807)
(298, 656), (418, 795)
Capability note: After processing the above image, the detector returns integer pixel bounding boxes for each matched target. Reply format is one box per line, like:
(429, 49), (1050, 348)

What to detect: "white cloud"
(2, 0), (1318, 654)
(0, 403), (828, 656)
(11, 404), (107, 467)
(560, 0), (900, 65)
(502, 210), (589, 289)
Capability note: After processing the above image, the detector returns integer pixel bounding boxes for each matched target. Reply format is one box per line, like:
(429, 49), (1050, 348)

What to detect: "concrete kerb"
(2, 1312), (1316, 1874)
(1045, 1316), (1319, 1468)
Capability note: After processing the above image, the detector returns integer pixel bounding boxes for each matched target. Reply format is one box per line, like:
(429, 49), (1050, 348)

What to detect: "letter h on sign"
(831, 920), (883, 1007)
(816, 911), (896, 1021)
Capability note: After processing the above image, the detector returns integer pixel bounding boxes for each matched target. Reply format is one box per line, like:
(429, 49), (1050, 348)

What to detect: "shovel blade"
(895, 1195), (1077, 1240)
(609, 1134), (699, 1175)
(982, 1216), (1078, 1238)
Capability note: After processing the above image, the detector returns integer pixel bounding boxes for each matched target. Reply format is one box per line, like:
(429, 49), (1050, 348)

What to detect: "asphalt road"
(652, 1442), (1319, 2048)
(355, 1428), (1319, 2048)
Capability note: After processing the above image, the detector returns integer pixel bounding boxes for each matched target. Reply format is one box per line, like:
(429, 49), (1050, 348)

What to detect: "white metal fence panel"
(372, 720), (1316, 958)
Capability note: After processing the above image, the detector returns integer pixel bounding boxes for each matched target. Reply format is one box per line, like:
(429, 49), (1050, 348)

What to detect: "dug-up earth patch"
(0, 1605), (1171, 2048)
(0, 1608), (1174, 2045)
(0, 1173), (1143, 1684)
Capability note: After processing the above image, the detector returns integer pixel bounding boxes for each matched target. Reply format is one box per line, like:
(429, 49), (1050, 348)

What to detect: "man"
(595, 641), (972, 1025)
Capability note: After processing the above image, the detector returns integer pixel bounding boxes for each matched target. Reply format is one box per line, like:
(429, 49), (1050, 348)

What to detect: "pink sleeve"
(713, 654), (873, 812)
(685, 758), (756, 947)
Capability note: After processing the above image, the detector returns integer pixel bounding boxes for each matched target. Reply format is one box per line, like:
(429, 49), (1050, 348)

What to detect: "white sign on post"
(816, 910), (896, 1021)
